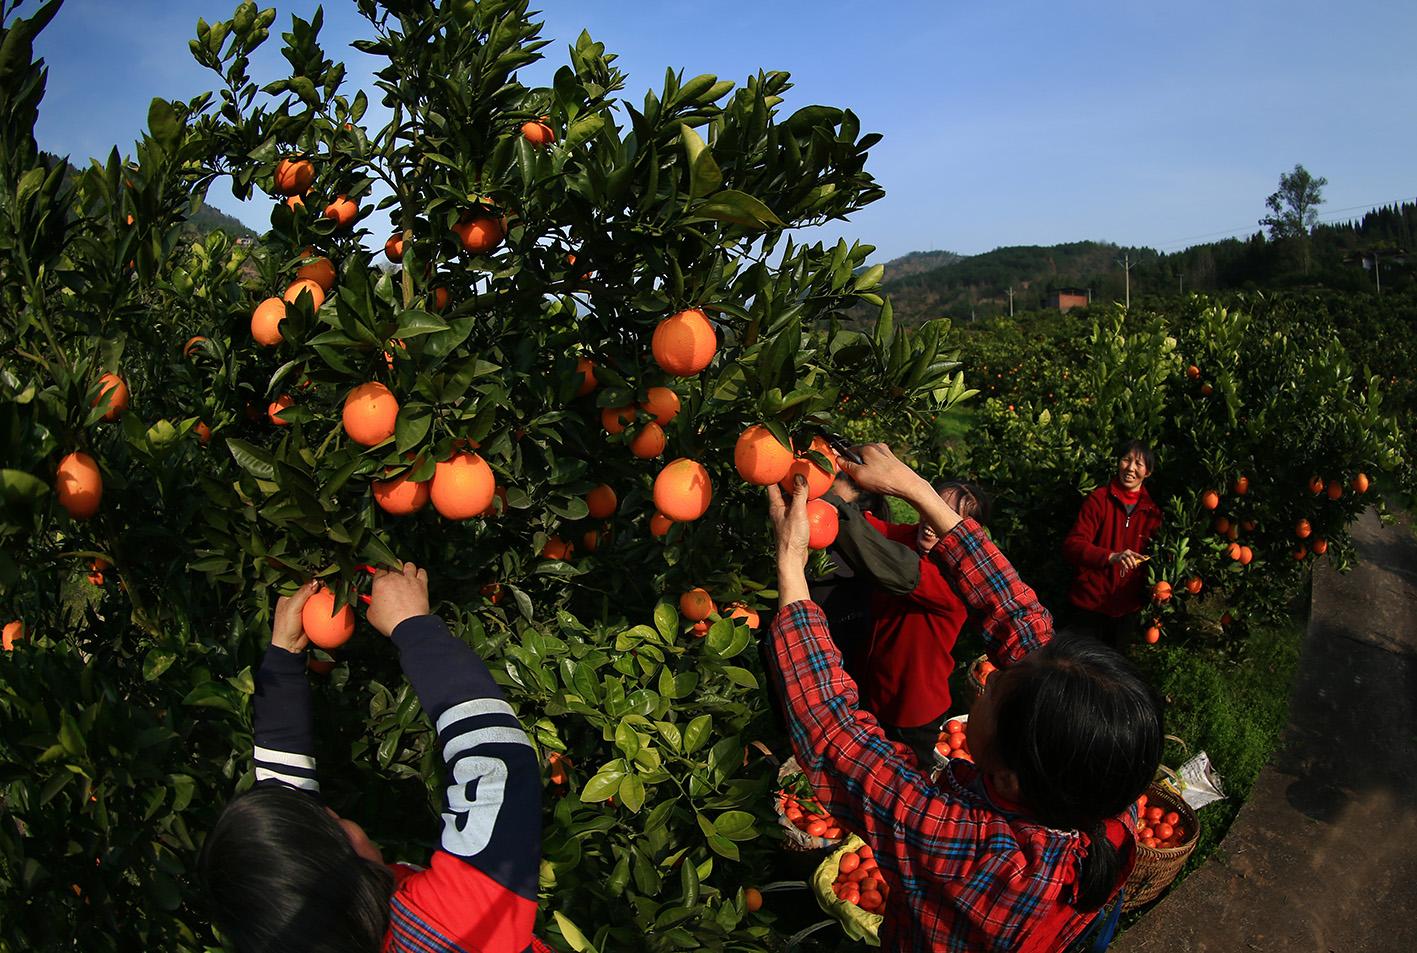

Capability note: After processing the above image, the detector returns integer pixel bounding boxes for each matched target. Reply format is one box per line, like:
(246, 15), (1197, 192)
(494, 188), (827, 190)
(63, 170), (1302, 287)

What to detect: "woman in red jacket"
(1062, 441), (1162, 648)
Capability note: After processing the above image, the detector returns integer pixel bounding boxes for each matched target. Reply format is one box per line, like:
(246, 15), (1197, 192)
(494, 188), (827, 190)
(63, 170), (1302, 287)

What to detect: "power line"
(1152, 195), (1417, 252)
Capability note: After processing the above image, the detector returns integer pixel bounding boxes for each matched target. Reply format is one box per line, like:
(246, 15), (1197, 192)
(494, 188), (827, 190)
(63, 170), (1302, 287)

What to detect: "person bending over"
(766, 446), (1163, 952)
(198, 564), (545, 953)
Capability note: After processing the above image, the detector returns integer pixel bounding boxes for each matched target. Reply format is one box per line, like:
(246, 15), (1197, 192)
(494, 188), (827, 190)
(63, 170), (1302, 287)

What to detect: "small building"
(1045, 287), (1090, 312)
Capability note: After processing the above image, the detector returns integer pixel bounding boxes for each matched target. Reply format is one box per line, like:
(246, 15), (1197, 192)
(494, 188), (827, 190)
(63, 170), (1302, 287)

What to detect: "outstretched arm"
(368, 563), (541, 951)
(252, 581), (320, 793)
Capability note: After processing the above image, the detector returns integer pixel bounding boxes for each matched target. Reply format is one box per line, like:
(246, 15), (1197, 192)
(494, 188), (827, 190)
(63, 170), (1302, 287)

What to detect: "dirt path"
(1114, 508), (1417, 953)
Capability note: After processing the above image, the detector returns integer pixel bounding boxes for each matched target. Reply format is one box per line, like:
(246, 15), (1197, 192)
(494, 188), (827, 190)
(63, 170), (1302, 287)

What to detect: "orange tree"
(944, 299), (1406, 636)
(0, 1), (967, 949)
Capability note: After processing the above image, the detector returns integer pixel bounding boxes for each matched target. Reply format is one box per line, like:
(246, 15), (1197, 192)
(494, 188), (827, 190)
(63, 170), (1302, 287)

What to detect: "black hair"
(1116, 439), (1155, 475)
(198, 786), (393, 953)
(991, 631), (1163, 911)
(931, 479), (993, 527)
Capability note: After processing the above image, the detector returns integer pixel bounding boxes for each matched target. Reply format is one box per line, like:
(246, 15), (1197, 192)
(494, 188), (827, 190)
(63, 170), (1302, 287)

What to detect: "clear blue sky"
(31, 0), (1417, 261)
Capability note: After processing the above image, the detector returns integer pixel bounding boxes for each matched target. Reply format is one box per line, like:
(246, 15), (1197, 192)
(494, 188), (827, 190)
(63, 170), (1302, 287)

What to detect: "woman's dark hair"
(198, 786), (393, 953)
(931, 479), (993, 527)
(1116, 439), (1155, 475)
(991, 632), (1163, 910)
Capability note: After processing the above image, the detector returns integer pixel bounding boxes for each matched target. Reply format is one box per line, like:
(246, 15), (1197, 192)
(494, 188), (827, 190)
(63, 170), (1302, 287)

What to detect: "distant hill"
(873, 201), (1417, 325)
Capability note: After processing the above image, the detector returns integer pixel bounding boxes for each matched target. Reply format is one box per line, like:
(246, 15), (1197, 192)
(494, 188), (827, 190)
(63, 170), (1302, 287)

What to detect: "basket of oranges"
(932, 715), (973, 769)
(812, 834), (887, 943)
(776, 758), (847, 851)
(1121, 782), (1199, 911)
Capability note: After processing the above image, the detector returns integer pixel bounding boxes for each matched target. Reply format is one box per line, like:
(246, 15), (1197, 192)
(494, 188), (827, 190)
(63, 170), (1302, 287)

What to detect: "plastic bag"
(1174, 750), (1226, 809)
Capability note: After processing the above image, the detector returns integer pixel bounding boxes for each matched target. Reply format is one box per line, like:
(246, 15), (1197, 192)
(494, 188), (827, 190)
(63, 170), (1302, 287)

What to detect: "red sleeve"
(389, 851), (538, 952)
(934, 518), (1053, 668)
(1062, 490), (1113, 570)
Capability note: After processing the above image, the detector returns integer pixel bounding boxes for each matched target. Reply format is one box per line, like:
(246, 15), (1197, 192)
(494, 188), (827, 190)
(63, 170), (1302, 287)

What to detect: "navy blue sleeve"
(252, 645), (320, 794)
(391, 615), (542, 901)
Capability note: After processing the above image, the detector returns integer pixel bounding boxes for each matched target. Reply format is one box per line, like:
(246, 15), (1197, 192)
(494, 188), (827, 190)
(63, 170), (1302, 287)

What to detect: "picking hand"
(271, 580), (319, 653)
(766, 475), (811, 568)
(367, 562), (430, 637)
(836, 442), (921, 499)
(1110, 550), (1146, 574)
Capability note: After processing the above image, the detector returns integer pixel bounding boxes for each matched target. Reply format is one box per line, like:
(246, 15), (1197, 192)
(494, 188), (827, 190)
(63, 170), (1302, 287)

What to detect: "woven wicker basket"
(775, 757), (847, 852)
(1122, 782), (1199, 911)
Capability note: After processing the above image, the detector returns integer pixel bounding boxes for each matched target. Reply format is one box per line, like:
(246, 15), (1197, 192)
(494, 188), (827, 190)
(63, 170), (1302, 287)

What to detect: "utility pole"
(1178, 273), (1184, 295)
(1006, 286), (1015, 317)
(1116, 252), (1135, 309)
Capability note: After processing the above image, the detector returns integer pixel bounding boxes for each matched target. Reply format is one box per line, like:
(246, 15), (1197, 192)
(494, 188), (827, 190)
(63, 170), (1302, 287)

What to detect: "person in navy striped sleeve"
(199, 564), (548, 953)
(765, 445), (1164, 953)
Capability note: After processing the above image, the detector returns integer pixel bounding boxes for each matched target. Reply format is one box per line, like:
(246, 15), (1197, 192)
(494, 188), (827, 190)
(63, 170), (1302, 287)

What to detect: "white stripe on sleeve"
(253, 746), (317, 771)
(255, 767), (321, 792)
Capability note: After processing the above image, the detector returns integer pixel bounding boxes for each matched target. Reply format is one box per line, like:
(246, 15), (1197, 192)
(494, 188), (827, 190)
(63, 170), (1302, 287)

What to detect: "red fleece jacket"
(1062, 482), (1162, 618)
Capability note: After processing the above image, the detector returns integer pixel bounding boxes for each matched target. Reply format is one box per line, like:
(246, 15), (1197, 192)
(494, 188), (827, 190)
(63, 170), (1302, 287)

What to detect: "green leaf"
(148, 98), (181, 152)
(653, 601), (678, 640)
(688, 189), (785, 229)
(713, 810), (757, 840)
(614, 721), (641, 760)
(619, 774), (646, 813)
(225, 438), (276, 480)
(722, 666), (758, 689)
(564, 113), (605, 150)
(142, 650), (176, 681)
(680, 124), (723, 199)
(59, 711), (86, 758)
(553, 911), (597, 953)
(394, 309), (450, 339)
(394, 402), (432, 452)
(579, 763), (625, 803)
(683, 714), (712, 753)
(0, 468), (49, 502)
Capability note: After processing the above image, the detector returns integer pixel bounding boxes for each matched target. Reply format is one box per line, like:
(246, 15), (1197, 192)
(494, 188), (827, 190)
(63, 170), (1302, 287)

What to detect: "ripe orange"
(283, 278), (326, 310)
(651, 308), (716, 376)
(548, 750), (571, 784)
(574, 357), (597, 397)
(56, 451), (103, 519)
(1295, 518), (1311, 539)
(2, 620), (23, 652)
(1225, 523), (1239, 541)
(1144, 625), (1161, 644)
(251, 297), (287, 345)
(806, 498), (839, 550)
(182, 335), (206, 358)
(580, 528), (604, 553)
(735, 425), (794, 486)
(521, 119), (555, 146)
(780, 437), (837, 500)
(1214, 516), (1231, 535)
(585, 484), (617, 519)
(373, 470), (430, 515)
(650, 511), (673, 538)
(1185, 576), (1203, 594)
(1307, 475), (1324, 495)
(1186, 364), (1200, 379)
(452, 211), (504, 254)
(285, 194), (306, 211)
(630, 422), (666, 459)
(1238, 546), (1253, 565)
(1325, 480), (1342, 500)
(342, 382), (399, 447)
(430, 452), (496, 520)
(1220, 612), (1233, 626)
(274, 157), (314, 195)
(1232, 475), (1249, 495)
(302, 589), (355, 649)
(432, 286), (450, 312)
(384, 233), (404, 262)
(1151, 580), (1173, 602)
(642, 386), (681, 425)
(653, 458), (713, 522)
(481, 582), (505, 605)
(691, 620), (709, 637)
(1311, 537), (1328, 555)
(1199, 383), (1213, 396)
(1241, 519), (1257, 532)
(92, 373), (129, 421)
(323, 195), (359, 230)
(1200, 490), (1219, 510)
(1292, 545), (1307, 560)
(726, 603), (761, 630)
(679, 588), (715, 622)
(296, 255), (336, 292)
(1351, 472), (1370, 494)
(744, 886), (763, 913)
(601, 405), (635, 434)
(268, 394), (294, 425)
(541, 536), (573, 560)
(194, 421), (212, 445)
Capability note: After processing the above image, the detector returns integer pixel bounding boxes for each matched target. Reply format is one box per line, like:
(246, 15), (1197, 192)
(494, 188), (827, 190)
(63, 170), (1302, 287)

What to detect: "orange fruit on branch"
(1351, 472), (1369, 494)
(384, 233), (404, 263)
(726, 603), (760, 630)
(1232, 475), (1249, 495)
(735, 424), (794, 486)
(1185, 576), (1203, 594)
(273, 157), (314, 196)
(779, 436), (838, 500)
(629, 421), (666, 459)
(251, 297), (287, 346)
(574, 357), (597, 397)
(1238, 545), (1253, 565)
(1143, 625), (1161, 644)
(744, 886), (763, 913)
(1200, 489), (1219, 510)
(1151, 580), (1173, 602)
(296, 255), (336, 292)
(182, 336), (206, 358)
(342, 382), (399, 447)
(283, 278), (326, 310)
(653, 458), (713, 522)
(601, 405), (635, 434)
(1307, 475), (1324, 495)
(1186, 364), (1200, 379)
(1295, 518), (1311, 539)
(806, 498), (839, 550)
(92, 373), (129, 421)
(651, 308), (716, 376)
(452, 210), (504, 255)
(373, 470), (430, 515)
(323, 195), (359, 230)
(521, 119), (555, 146)
(1310, 537), (1328, 555)
(55, 451), (102, 519)
(649, 511), (673, 538)
(1325, 480), (1343, 500)
(679, 587), (715, 622)
(541, 536), (573, 560)
(641, 386), (681, 425)
(430, 452), (496, 520)
(585, 484), (617, 519)
(302, 589), (354, 649)
(2, 619), (22, 651)
(267, 394), (294, 426)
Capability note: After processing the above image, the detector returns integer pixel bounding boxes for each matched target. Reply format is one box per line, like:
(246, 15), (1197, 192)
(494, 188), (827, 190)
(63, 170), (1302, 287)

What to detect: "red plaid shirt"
(768, 518), (1135, 953)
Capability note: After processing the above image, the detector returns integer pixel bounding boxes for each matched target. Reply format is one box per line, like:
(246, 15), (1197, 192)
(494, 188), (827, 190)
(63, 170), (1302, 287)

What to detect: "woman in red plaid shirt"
(766, 445), (1164, 953)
